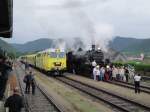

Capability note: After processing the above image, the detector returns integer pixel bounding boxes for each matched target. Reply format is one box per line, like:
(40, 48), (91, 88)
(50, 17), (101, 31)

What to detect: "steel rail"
(16, 64), (64, 112)
(56, 76), (150, 112)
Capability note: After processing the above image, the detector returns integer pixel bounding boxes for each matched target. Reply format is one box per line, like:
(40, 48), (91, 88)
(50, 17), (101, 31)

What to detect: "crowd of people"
(92, 60), (141, 94)
(92, 61), (130, 82)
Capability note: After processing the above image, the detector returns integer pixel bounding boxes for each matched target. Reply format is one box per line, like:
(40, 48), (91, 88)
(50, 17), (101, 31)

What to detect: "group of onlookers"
(92, 60), (141, 94)
(92, 63), (130, 82)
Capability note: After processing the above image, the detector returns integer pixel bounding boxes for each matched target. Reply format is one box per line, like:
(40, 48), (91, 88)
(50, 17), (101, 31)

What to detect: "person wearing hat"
(4, 87), (24, 112)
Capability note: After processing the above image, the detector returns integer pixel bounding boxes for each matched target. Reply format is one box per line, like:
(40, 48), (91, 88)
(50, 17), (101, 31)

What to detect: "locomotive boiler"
(67, 45), (104, 76)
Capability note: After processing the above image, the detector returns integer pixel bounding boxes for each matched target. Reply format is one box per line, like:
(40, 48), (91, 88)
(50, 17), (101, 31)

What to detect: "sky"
(3, 0), (150, 45)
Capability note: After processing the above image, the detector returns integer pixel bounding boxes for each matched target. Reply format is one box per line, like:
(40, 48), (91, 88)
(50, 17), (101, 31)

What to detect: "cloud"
(5, 0), (150, 45)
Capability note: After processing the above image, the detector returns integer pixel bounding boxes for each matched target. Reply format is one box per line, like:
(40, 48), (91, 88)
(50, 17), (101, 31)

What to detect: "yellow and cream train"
(20, 48), (67, 75)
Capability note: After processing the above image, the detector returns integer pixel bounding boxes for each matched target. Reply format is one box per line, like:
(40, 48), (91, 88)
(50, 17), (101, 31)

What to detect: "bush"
(113, 62), (150, 72)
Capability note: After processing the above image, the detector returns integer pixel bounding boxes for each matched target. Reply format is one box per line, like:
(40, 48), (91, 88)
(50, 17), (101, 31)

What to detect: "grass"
(35, 73), (105, 112)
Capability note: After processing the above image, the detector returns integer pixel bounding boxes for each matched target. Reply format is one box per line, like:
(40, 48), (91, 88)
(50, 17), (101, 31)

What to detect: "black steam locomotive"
(67, 45), (105, 76)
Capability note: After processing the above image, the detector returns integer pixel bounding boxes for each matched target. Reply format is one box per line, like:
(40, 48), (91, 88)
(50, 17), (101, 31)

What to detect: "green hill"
(109, 36), (150, 54)
(12, 38), (54, 53)
(11, 36), (150, 56)
(0, 38), (16, 58)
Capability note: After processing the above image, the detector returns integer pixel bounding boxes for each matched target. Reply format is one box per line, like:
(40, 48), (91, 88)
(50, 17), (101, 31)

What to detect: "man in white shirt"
(134, 74), (141, 94)
(92, 60), (97, 67)
(91, 60), (97, 79)
(120, 66), (125, 81)
(112, 66), (117, 80)
(93, 65), (100, 81)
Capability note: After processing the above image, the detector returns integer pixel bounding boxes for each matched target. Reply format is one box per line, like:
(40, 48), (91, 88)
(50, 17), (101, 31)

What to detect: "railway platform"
(0, 68), (24, 112)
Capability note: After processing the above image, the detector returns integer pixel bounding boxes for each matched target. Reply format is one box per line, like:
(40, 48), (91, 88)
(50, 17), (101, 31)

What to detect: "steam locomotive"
(67, 45), (105, 76)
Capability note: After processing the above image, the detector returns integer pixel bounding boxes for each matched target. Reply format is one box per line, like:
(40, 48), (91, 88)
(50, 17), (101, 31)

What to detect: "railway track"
(106, 80), (150, 94)
(19, 62), (150, 111)
(15, 65), (64, 112)
(72, 72), (150, 94)
(142, 76), (150, 80)
(56, 76), (150, 112)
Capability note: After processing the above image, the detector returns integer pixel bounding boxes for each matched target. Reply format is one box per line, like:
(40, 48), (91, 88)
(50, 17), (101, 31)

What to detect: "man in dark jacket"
(0, 55), (12, 100)
(24, 71), (32, 94)
(4, 87), (24, 112)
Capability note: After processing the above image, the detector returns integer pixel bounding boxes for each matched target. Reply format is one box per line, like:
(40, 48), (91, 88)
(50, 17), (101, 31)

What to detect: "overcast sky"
(3, 0), (150, 44)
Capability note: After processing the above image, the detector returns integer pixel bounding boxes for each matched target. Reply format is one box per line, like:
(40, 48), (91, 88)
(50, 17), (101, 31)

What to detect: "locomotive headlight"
(54, 67), (60, 70)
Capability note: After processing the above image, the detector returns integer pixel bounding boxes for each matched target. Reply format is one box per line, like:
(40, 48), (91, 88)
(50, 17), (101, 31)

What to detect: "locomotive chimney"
(92, 44), (95, 51)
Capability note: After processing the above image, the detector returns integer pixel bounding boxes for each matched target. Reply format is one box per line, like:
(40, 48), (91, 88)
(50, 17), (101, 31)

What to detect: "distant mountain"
(12, 38), (54, 53)
(11, 37), (150, 54)
(0, 38), (16, 57)
(109, 36), (150, 53)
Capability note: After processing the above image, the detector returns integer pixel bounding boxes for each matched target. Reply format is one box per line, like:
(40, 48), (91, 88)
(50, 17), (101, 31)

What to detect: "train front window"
(58, 52), (65, 58)
(49, 52), (57, 58)
(49, 52), (65, 58)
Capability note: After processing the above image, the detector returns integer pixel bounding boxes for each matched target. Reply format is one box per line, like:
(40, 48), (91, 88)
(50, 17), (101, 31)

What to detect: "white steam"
(14, 0), (114, 51)
(94, 23), (114, 51)
(64, 0), (114, 51)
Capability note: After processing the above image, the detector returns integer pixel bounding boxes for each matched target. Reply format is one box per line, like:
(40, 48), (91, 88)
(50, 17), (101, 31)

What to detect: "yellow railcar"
(26, 54), (36, 66)
(21, 48), (66, 75)
(20, 54), (36, 66)
(36, 48), (66, 75)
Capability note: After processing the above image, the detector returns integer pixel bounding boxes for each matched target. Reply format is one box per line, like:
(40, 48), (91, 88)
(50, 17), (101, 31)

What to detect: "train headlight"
(54, 67), (61, 70)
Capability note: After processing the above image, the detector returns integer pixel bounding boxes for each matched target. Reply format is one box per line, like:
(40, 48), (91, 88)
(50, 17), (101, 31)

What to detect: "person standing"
(125, 67), (129, 82)
(4, 87), (24, 112)
(134, 74), (141, 94)
(105, 65), (110, 81)
(0, 55), (12, 100)
(120, 66), (125, 81)
(112, 66), (117, 80)
(93, 65), (100, 81)
(91, 60), (97, 79)
(100, 67), (105, 81)
(31, 72), (36, 95)
(23, 71), (32, 94)
(92, 60), (97, 68)
(25, 62), (29, 71)
(109, 67), (113, 80)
